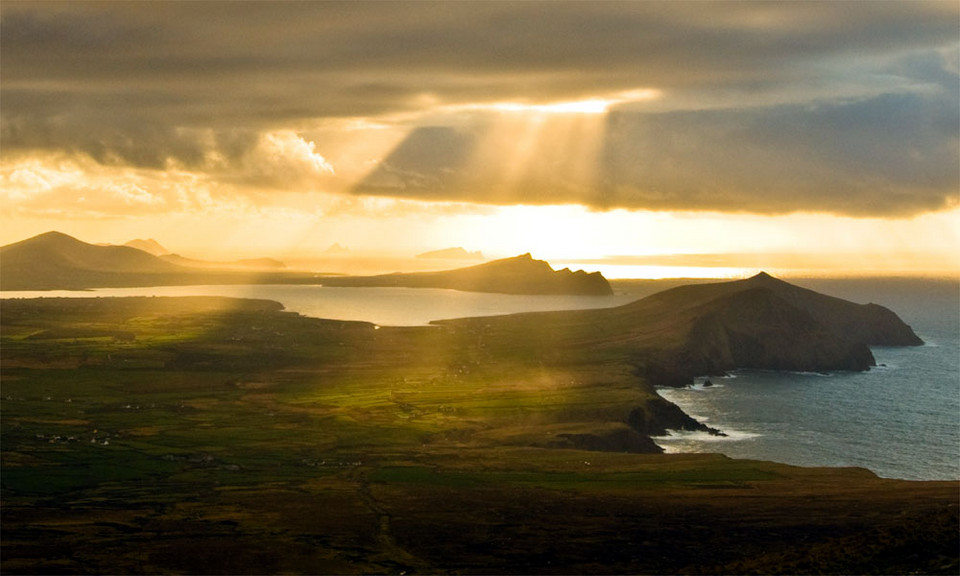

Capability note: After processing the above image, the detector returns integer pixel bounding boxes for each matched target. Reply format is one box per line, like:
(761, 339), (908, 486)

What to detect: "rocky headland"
(435, 271), (923, 440)
(321, 252), (614, 295)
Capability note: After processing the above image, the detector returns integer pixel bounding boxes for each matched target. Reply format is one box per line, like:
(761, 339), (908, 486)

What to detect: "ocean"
(4, 276), (957, 480)
(656, 277), (959, 480)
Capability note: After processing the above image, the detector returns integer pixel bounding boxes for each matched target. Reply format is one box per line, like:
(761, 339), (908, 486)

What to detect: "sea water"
(655, 277), (959, 480)
(0, 284), (636, 327)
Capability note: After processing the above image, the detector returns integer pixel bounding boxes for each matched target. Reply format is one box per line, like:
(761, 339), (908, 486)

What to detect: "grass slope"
(1, 294), (954, 574)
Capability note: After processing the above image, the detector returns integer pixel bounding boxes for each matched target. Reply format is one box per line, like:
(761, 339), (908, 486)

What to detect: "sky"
(1, 1), (958, 274)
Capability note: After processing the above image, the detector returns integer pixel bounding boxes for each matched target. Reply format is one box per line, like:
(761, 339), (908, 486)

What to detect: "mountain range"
(0, 232), (609, 295)
(0, 231), (189, 290)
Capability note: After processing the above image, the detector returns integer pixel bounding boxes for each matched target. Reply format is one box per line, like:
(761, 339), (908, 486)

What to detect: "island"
(3, 273), (953, 575)
(321, 252), (614, 295)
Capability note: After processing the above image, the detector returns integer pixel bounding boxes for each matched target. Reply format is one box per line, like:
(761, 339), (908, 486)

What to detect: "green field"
(2, 297), (956, 574)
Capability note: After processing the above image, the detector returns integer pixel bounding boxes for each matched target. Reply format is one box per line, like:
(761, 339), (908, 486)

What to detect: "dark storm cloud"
(596, 91), (959, 215)
(2, 1), (958, 215)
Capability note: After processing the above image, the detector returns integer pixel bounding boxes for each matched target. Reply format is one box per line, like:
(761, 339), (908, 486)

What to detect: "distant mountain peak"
(124, 238), (170, 256)
(323, 243), (351, 255)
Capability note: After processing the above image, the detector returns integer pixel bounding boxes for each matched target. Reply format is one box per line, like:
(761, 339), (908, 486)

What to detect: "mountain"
(0, 232), (299, 290)
(417, 247), (485, 260)
(123, 238), (170, 256)
(0, 231), (189, 290)
(437, 272), (922, 385)
(322, 253), (613, 295)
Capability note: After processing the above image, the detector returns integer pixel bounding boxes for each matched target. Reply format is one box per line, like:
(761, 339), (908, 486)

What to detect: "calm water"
(655, 277), (959, 480)
(1, 284), (636, 326)
(5, 277), (957, 480)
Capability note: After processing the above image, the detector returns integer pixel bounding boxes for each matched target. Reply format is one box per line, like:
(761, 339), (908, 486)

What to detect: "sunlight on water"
(0, 285), (637, 326)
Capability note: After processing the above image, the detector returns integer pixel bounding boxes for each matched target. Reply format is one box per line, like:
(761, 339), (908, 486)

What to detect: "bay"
(0, 284), (636, 326)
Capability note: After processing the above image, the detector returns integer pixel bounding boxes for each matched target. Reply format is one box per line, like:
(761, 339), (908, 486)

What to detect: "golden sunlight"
(468, 89), (660, 116)
(488, 99), (613, 115)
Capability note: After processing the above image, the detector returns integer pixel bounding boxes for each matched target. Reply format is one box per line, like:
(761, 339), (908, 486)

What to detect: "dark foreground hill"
(322, 252), (613, 295)
(0, 287), (952, 575)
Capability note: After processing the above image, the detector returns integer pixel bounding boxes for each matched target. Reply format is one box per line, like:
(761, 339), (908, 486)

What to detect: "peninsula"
(320, 252), (614, 295)
(2, 274), (949, 575)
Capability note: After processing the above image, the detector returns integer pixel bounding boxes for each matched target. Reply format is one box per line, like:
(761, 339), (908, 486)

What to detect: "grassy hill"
(0, 231), (191, 290)
(436, 271), (922, 385)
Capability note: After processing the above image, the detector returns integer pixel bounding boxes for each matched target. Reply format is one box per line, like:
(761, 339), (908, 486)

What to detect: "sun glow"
(473, 89), (660, 116)
(488, 99), (614, 115)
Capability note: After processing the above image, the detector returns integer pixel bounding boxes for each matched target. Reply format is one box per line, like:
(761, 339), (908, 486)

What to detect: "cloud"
(215, 131), (338, 190)
(0, 155), (221, 219)
(2, 1), (958, 216)
(355, 86), (959, 215)
(595, 90), (959, 215)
